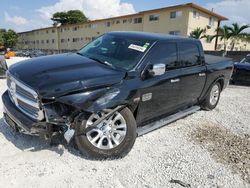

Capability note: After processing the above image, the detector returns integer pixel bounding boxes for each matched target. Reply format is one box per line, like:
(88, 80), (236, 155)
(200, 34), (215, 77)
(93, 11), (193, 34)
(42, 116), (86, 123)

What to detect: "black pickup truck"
(2, 32), (233, 159)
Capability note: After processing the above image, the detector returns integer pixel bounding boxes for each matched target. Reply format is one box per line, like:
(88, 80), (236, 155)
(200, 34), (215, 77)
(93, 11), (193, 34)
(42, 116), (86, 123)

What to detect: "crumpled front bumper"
(2, 91), (47, 136)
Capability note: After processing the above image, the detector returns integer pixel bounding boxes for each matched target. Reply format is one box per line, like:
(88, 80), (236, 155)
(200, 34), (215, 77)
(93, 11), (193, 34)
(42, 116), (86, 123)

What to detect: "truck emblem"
(142, 93), (152, 102)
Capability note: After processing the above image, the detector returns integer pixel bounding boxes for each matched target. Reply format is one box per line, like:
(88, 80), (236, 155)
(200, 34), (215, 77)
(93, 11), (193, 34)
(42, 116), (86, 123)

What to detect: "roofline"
(187, 3), (228, 21)
(18, 2), (228, 34)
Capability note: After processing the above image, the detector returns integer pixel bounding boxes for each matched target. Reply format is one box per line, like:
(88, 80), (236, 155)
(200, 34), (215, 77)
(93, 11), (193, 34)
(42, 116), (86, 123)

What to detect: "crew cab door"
(137, 42), (183, 124)
(177, 42), (206, 107)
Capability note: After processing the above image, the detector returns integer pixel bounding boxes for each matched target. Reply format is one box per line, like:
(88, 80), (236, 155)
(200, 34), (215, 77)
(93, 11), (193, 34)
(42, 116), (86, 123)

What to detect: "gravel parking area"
(0, 60), (249, 187)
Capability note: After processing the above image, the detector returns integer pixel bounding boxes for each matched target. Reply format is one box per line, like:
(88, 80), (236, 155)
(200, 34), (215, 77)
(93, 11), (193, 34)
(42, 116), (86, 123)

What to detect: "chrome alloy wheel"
(85, 111), (127, 150)
(210, 84), (219, 106)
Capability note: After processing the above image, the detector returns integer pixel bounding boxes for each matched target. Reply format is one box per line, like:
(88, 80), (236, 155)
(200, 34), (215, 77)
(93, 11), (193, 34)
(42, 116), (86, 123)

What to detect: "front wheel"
(74, 107), (137, 159)
(201, 82), (221, 110)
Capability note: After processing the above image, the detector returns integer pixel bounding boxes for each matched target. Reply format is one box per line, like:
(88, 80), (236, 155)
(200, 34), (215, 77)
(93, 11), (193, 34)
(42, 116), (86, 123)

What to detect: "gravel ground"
(0, 58), (249, 188)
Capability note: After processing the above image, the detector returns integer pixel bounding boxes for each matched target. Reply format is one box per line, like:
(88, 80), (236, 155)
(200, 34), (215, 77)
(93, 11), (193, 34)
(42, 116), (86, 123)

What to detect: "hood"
(234, 63), (250, 71)
(9, 53), (125, 98)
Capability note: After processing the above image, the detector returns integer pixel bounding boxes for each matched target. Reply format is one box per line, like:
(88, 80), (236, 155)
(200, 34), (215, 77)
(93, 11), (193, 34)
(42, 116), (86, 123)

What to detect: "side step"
(137, 105), (200, 136)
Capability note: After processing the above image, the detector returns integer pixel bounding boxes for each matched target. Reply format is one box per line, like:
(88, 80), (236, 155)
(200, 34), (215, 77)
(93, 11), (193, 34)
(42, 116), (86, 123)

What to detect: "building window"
(193, 11), (200, 19)
(46, 40), (49, 44)
(61, 39), (65, 43)
(52, 39), (55, 43)
(128, 18), (132, 23)
(149, 14), (160, 22)
(170, 11), (182, 18)
(106, 21), (111, 27)
(92, 24), (97, 29)
(73, 38), (80, 42)
(61, 28), (66, 32)
(169, 31), (181, 35)
(68, 38), (70, 42)
(41, 40), (44, 44)
(46, 30), (49, 34)
(123, 19), (127, 24)
(209, 17), (215, 26)
(134, 17), (142, 24)
(116, 20), (120, 24)
(52, 29), (55, 33)
(72, 26), (78, 31)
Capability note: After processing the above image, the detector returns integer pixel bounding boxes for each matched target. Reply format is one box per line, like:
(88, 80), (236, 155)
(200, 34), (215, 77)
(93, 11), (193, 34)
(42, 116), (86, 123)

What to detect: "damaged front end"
(41, 86), (128, 143)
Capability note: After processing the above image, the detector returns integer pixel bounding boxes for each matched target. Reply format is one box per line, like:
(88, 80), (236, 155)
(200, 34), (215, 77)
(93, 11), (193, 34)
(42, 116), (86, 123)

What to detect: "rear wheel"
(74, 107), (137, 159)
(201, 82), (221, 110)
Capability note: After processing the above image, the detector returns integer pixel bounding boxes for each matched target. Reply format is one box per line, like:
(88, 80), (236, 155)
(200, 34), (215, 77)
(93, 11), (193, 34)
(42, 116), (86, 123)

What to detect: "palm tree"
(189, 28), (207, 39)
(211, 25), (231, 56)
(227, 23), (249, 51)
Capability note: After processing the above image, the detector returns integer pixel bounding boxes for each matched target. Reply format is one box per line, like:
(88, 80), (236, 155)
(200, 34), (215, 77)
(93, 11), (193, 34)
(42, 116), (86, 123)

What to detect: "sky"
(0, 0), (249, 32)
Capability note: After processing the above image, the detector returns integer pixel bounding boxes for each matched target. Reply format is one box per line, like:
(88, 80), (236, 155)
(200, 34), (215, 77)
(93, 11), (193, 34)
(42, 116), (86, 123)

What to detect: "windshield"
(241, 56), (250, 64)
(78, 34), (153, 71)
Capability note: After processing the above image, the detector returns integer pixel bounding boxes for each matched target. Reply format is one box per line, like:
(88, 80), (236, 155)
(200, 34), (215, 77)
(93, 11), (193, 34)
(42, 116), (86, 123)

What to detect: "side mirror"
(148, 64), (166, 77)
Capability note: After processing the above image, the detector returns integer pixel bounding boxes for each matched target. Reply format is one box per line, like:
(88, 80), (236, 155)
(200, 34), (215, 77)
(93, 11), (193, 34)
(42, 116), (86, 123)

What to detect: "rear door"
(177, 42), (206, 107)
(137, 41), (183, 123)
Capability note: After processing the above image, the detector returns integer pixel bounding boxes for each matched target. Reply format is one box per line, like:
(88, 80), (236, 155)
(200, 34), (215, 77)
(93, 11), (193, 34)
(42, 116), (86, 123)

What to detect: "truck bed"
(205, 54), (232, 65)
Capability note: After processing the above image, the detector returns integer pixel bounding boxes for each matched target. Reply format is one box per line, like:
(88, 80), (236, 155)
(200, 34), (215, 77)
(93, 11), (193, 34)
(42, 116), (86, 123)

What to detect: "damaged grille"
(7, 72), (44, 121)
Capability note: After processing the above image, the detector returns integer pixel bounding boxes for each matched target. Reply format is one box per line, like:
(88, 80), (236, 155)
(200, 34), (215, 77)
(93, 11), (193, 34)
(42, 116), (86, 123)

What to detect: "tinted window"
(146, 42), (179, 70)
(244, 56), (250, 63)
(179, 43), (201, 67)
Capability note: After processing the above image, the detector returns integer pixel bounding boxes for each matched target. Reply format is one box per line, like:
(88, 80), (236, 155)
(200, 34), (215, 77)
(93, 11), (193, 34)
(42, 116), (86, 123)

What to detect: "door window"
(179, 43), (201, 67)
(146, 42), (179, 70)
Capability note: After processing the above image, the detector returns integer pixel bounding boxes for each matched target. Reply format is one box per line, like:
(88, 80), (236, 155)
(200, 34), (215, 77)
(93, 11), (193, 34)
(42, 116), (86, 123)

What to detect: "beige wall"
(142, 7), (189, 35)
(186, 7), (219, 50)
(19, 5), (249, 51)
(216, 38), (250, 51)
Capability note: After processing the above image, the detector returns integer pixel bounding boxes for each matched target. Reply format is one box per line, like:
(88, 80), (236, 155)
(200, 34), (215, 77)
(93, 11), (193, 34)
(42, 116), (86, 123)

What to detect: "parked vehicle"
(0, 47), (16, 59)
(30, 50), (46, 58)
(231, 54), (250, 84)
(2, 32), (233, 159)
(0, 55), (8, 78)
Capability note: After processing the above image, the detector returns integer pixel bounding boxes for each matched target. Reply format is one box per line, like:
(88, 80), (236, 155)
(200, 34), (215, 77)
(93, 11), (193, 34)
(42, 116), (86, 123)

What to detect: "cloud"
(206, 0), (250, 26)
(37, 0), (136, 20)
(4, 12), (28, 26)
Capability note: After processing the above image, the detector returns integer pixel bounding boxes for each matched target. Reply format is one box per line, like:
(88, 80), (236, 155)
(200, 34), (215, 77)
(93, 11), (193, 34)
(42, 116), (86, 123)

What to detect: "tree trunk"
(230, 42), (235, 51)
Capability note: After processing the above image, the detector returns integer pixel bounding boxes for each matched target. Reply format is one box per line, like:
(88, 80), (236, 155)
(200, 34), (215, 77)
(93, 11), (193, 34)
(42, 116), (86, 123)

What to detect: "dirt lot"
(0, 58), (249, 188)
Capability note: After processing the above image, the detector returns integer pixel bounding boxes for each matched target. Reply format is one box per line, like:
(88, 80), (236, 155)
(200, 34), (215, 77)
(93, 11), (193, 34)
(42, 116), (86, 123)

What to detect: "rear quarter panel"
(200, 56), (233, 101)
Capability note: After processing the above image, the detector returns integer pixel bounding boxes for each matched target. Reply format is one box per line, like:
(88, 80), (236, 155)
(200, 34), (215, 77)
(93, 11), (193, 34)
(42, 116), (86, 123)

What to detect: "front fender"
(56, 87), (140, 114)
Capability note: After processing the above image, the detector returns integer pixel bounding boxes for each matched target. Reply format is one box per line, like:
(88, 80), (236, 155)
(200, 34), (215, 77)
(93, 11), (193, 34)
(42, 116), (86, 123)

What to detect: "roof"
(18, 2), (228, 34)
(109, 31), (199, 42)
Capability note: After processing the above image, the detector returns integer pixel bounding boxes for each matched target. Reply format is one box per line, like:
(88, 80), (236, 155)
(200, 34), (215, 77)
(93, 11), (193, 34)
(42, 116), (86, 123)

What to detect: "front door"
(137, 42), (183, 124)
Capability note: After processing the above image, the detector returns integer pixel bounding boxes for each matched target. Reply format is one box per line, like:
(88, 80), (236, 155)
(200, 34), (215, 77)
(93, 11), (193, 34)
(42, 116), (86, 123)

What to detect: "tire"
(74, 107), (137, 159)
(201, 82), (221, 111)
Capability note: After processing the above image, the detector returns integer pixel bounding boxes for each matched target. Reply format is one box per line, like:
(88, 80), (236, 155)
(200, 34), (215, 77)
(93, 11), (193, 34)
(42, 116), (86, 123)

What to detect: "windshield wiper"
(88, 57), (115, 68)
(76, 52), (84, 56)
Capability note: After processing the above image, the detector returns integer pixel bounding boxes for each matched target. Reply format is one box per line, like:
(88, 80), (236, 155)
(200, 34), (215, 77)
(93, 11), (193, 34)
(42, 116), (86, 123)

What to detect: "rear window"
(179, 43), (201, 67)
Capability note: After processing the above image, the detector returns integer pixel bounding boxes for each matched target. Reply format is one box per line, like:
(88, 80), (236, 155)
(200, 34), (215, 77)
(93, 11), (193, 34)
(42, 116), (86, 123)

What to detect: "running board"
(137, 105), (200, 136)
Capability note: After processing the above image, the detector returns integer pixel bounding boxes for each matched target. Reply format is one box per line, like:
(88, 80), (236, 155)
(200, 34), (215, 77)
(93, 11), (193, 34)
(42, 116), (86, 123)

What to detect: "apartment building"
(18, 3), (228, 51)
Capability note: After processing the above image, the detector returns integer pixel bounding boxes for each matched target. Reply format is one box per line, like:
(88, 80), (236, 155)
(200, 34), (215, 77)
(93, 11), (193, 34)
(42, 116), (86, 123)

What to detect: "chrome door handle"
(199, 73), (206, 77)
(171, 78), (180, 83)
